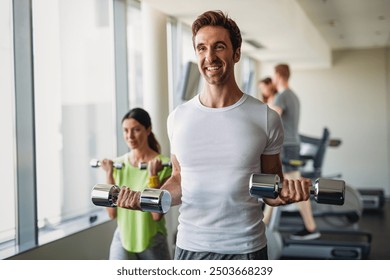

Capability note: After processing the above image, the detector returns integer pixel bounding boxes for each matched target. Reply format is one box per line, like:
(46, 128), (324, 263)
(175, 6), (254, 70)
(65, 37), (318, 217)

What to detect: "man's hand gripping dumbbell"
(249, 173), (345, 205)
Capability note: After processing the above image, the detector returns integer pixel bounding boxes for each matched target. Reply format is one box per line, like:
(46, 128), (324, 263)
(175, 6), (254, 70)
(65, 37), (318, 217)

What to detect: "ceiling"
(141, 0), (390, 69)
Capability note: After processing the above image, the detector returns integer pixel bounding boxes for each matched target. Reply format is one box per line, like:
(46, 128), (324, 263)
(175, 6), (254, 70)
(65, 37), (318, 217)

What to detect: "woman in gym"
(99, 107), (172, 260)
(258, 77), (278, 107)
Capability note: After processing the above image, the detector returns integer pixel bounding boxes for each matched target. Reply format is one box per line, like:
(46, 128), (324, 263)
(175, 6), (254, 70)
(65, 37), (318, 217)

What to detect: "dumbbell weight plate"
(91, 184), (120, 207)
(314, 178), (345, 205)
(140, 189), (171, 214)
(90, 159), (101, 168)
(249, 174), (280, 199)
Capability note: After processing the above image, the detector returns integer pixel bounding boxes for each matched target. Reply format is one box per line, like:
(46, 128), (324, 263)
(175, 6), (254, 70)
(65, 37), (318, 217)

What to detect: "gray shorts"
(174, 246), (268, 260)
(282, 145), (300, 173)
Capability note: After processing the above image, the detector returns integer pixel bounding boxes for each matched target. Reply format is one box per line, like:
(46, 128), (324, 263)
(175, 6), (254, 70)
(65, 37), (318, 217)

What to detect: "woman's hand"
(100, 159), (114, 174)
(147, 157), (164, 176)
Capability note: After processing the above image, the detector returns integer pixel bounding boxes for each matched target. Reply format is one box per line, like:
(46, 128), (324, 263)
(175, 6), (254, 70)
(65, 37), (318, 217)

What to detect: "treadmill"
(279, 229), (372, 260)
(267, 202), (372, 260)
(274, 129), (372, 259)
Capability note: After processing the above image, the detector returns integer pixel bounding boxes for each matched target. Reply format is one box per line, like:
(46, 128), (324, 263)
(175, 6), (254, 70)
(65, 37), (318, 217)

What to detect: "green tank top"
(113, 154), (172, 253)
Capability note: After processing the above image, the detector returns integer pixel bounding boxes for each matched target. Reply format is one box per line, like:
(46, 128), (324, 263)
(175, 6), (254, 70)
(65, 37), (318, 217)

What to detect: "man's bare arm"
(260, 153), (310, 206)
(261, 153), (284, 181)
(161, 154), (182, 206)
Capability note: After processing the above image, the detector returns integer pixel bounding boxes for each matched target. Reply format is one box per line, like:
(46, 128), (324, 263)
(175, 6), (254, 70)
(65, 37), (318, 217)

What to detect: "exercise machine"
(268, 128), (372, 259)
(357, 188), (385, 212)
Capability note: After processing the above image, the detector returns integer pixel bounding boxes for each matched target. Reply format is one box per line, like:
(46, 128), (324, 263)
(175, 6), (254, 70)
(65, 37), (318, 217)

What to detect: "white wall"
(262, 48), (390, 196)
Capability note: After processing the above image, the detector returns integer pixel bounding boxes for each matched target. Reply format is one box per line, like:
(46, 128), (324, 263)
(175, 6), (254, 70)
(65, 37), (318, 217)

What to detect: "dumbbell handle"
(90, 159), (123, 169)
(249, 173), (345, 205)
(91, 184), (171, 213)
(138, 162), (172, 170)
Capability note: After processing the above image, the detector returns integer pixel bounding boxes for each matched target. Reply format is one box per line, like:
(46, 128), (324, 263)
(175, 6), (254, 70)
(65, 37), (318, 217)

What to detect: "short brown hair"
(275, 64), (290, 80)
(260, 77), (273, 85)
(192, 10), (242, 54)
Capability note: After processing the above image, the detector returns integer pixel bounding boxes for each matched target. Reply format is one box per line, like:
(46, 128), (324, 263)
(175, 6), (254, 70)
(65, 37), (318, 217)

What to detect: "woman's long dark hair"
(122, 108), (161, 153)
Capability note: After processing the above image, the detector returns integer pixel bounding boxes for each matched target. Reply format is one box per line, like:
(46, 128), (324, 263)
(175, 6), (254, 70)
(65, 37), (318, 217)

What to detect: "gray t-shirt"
(273, 88), (300, 145)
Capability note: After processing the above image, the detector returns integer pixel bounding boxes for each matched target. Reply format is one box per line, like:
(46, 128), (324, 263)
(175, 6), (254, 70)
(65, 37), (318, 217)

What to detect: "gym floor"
(358, 198), (390, 260)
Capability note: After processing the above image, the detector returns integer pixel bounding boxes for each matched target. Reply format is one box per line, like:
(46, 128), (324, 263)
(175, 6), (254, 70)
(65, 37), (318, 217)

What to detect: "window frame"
(1, 0), (131, 259)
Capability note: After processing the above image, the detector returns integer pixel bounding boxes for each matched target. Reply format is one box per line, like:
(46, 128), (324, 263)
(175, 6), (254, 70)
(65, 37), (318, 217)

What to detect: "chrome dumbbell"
(249, 173), (345, 205)
(90, 159), (123, 169)
(138, 162), (172, 170)
(91, 184), (171, 213)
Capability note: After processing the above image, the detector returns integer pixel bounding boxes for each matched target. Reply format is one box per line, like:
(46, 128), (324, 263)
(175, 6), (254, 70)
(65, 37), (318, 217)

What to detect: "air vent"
(244, 39), (265, 49)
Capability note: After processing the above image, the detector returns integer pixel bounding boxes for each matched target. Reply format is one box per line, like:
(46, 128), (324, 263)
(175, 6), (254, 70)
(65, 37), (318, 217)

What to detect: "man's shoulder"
(242, 93), (266, 107)
(282, 88), (298, 98)
(241, 94), (269, 116)
(274, 89), (291, 103)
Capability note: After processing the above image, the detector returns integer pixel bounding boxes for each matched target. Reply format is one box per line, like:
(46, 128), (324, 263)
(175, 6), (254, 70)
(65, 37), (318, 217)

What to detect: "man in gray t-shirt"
(273, 88), (300, 147)
(263, 64), (321, 241)
(272, 65), (301, 174)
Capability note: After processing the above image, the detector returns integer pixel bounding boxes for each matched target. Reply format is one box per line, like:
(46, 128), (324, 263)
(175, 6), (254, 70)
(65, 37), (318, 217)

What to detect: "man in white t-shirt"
(116, 10), (312, 260)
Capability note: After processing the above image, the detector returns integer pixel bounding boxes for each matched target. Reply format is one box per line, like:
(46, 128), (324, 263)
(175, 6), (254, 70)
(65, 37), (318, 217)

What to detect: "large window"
(127, 1), (143, 108)
(0, 0), (144, 259)
(32, 0), (116, 244)
(168, 21), (198, 110)
(240, 55), (257, 96)
(0, 0), (16, 258)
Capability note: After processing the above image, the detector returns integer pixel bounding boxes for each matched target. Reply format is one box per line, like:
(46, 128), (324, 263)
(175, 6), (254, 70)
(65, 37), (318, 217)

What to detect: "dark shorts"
(282, 145), (300, 173)
(174, 246), (268, 260)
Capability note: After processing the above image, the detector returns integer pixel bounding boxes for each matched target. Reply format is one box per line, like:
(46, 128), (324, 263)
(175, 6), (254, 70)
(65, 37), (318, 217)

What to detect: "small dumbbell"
(138, 162), (172, 170)
(91, 184), (171, 213)
(249, 173), (345, 205)
(90, 159), (123, 169)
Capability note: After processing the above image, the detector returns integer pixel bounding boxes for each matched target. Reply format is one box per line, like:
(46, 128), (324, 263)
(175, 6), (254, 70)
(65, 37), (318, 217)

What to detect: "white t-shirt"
(167, 93), (284, 254)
